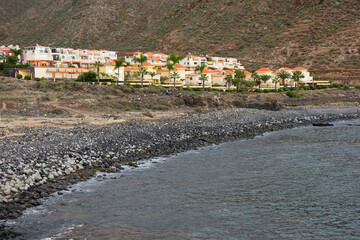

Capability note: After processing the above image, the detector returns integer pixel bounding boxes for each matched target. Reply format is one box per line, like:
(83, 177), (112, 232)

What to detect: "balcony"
(46, 68), (89, 73)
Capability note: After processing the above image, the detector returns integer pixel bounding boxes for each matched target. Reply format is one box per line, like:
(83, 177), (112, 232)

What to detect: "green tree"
(170, 72), (181, 88)
(167, 54), (184, 88)
(137, 67), (148, 88)
(251, 72), (261, 89)
(234, 70), (246, 92)
(224, 74), (233, 90)
(199, 73), (208, 90)
(272, 76), (280, 90)
(133, 54), (148, 66)
(195, 63), (207, 74)
(292, 70), (305, 92)
(260, 74), (272, 89)
(114, 58), (129, 86)
(310, 72), (317, 87)
(6, 55), (18, 65)
(231, 76), (241, 92)
(246, 80), (257, 90)
(93, 61), (104, 83)
(165, 62), (174, 86)
(0, 53), (5, 63)
(277, 70), (292, 88)
(10, 48), (23, 63)
(149, 72), (157, 84)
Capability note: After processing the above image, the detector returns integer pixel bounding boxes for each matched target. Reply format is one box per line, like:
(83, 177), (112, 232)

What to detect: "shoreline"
(0, 105), (359, 238)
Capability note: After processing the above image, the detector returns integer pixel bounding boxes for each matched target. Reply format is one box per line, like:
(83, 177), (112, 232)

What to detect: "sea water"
(8, 119), (360, 239)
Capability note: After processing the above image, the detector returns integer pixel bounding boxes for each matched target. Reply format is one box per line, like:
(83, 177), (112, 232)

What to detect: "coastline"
(0, 105), (359, 238)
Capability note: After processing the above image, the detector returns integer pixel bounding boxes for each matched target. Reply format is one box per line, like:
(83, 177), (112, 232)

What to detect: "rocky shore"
(0, 105), (359, 237)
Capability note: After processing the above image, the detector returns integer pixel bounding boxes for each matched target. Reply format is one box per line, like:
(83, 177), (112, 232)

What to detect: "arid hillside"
(1, 0), (359, 73)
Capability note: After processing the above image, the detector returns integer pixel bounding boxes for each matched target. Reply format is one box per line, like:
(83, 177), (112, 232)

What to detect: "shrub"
(192, 88), (204, 92)
(355, 86), (360, 89)
(40, 95), (51, 101)
(270, 89), (277, 92)
(255, 89), (263, 93)
(119, 84), (133, 93)
(343, 85), (350, 90)
(110, 83), (116, 87)
(146, 104), (171, 111)
(286, 91), (301, 98)
(142, 111), (154, 118)
(34, 78), (41, 81)
(101, 82), (108, 85)
(134, 84), (142, 88)
(105, 86), (123, 95)
(283, 87), (291, 91)
(24, 75), (31, 80)
(50, 108), (64, 115)
(195, 106), (203, 113)
(94, 82), (99, 85)
(124, 82), (132, 86)
(16, 74), (23, 79)
(277, 88), (283, 92)
(263, 89), (270, 93)
(144, 85), (165, 94)
(77, 71), (96, 81)
(316, 85), (327, 89)
(309, 86), (316, 90)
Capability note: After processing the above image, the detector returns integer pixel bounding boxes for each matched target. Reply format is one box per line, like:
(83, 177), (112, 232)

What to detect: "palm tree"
(234, 70), (246, 91)
(224, 74), (233, 90)
(114, 58), (129, 86)
(93, 61), (104, 83)
(260, 74), (272, 89)
(195, 63), (207, 75)
(199, 74), (208, 90)
(277, 70), (292, 88)
(167, 54), (184, 88)
(165, 62), (174, 86)
(246, 80), (257, 90)
(251, 72), (261, 89)
(133, 54), (148, 66)
(231, 76), (241, 93)
(10, 48), (23, 63)
(292, 70), (305, 92)
(149, 72), (157, 84)
(170, 72), (181, 88)
(310, 72), (317, 87)
(272, 76), (280, 90)
(137, 67), (148, 88)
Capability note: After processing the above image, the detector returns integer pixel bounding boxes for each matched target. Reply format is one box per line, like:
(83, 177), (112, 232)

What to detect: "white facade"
(24, 44), (117, 69)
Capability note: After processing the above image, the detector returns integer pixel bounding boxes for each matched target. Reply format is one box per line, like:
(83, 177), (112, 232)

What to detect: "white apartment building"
(23, 44), (117, 79)
(125, 52), (169, 66)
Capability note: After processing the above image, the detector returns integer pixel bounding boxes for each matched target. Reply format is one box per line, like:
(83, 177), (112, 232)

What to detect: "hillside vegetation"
(0, 0), (359, 72)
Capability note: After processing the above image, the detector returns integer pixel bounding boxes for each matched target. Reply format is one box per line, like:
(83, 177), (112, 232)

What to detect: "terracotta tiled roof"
(244, 71), (252, 75)
(223, 70), (235, 75)
(293, 67), (307, 71)
(256, 68), (272, 72)
(175, 64), (186, 68)
(141, 62), (154, 66)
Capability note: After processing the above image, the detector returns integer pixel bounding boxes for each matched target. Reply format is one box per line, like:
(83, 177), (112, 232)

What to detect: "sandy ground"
(0, 109), (187, 131)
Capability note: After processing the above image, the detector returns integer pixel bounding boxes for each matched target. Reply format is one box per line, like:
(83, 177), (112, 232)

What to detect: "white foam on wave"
(40, 224), (84, 240)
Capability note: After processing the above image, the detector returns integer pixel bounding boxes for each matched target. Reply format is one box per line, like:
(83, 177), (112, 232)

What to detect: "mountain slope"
(1, 0), (359, 72)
